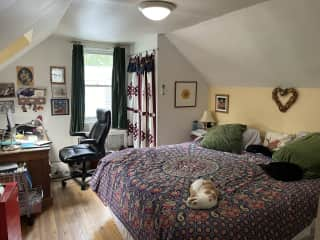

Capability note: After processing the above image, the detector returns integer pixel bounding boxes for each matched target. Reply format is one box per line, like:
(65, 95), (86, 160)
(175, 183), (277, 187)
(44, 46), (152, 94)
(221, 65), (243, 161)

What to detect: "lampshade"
(200, 111), (216, 123)
(138, 1), (176, 21)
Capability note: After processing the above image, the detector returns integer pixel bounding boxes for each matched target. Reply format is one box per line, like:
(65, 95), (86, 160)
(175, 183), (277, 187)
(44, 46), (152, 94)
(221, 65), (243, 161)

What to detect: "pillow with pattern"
(263, 131), (294, 151)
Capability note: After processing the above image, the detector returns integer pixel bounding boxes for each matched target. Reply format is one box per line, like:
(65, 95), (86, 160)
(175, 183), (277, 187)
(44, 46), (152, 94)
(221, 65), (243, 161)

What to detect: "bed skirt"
(110, 209), (314, 240)
(110, 210), (135, 240)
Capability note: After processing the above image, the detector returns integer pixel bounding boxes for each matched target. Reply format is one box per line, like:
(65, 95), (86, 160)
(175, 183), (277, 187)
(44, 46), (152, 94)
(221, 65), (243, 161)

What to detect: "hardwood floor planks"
(22, 181), (123, 240)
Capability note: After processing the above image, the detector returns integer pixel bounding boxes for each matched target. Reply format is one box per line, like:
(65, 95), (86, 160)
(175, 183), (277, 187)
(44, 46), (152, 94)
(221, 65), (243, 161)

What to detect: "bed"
(91, 142), (320, 240)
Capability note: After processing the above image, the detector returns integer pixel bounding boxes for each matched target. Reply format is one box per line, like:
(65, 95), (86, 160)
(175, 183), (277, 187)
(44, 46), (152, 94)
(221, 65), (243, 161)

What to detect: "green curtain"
(112, 47), (127, 129)
(70, 44), (85, 135)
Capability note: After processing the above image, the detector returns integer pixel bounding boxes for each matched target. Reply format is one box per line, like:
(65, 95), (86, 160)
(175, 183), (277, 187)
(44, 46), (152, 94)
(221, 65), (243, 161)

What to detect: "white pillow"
(263, 131), (294, 151)
(242, 128), (261, 149)
(295, 131), (310, 139)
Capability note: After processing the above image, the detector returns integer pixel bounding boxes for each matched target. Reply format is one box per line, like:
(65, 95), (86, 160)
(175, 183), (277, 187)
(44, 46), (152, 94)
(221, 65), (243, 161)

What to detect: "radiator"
(105, 129), (128, 150)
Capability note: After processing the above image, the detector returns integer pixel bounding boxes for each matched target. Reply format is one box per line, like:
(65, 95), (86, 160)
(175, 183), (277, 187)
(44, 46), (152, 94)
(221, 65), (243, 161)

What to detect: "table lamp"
(200, 111), (216, 129)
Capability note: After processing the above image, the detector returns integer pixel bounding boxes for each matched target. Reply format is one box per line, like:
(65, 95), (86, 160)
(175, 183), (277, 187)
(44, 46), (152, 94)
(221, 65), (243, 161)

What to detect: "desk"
(0, 147), (52, 208)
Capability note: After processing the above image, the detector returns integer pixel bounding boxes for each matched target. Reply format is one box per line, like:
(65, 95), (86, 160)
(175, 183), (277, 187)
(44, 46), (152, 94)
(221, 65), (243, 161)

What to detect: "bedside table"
(191, 129), (208, 140)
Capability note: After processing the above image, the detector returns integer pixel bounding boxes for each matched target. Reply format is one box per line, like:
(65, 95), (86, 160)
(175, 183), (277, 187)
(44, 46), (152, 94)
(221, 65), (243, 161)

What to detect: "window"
(84, 50), (113, 123)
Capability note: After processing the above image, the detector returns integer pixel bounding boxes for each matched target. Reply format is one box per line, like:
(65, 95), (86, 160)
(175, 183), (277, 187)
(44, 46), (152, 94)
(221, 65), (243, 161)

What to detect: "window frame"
(84, 48), (113, 124)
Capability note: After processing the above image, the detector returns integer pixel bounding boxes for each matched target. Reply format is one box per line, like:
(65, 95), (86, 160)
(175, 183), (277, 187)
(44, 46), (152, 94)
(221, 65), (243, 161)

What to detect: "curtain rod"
(128, 48), (159, 57)
(70, 40), (129, 48)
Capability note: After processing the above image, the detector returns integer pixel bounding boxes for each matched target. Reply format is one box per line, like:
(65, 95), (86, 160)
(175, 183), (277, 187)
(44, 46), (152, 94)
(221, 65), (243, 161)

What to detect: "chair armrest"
(71, 131), (89, 138)
(79, 138), (97, 144)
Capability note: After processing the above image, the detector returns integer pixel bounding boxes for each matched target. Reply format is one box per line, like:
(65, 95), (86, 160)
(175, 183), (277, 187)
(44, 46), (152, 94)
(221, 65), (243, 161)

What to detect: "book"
(20, 143), (42, 149)
(35, 140), (52, 146)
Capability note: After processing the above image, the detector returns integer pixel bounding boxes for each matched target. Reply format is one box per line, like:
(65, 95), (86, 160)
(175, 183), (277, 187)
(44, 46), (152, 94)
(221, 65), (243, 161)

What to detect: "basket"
(0, 165), (43, 218)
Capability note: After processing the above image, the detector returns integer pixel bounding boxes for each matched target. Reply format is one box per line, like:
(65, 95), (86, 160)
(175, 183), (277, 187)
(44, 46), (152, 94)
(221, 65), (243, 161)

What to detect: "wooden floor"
(21, 181), (123, 240)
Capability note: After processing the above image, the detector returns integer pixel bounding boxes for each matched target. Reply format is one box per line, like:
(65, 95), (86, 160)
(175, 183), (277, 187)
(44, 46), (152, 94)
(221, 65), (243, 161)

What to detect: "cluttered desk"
(0, 110), (51, 151)
(0, 110), (52, 207)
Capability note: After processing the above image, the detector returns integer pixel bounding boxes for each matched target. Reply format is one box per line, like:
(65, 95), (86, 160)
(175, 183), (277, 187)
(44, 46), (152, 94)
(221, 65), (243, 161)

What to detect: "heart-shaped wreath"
(272, 88), (298, 113)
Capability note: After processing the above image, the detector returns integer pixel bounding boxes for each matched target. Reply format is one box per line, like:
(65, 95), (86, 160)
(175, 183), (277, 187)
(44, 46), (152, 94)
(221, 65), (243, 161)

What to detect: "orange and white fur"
(186, 178), (219, 209)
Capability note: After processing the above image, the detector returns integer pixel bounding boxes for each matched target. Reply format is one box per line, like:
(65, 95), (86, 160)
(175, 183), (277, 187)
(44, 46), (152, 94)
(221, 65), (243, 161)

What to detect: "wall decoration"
(16, 88), (46, 112)
(174, 81), (197, 108)
(50, 66), (65, 84)
(16, 66), (34, 87)
(0, 83), (15, 98)
(34, 88), (46, 97)
(215, 94), (229, 113)
(272, 87), (298, 113)
(51, 84), (67, 98)
(0, 100), (15, 113)
(17, 88), (46, 104)
(51, 99), (69, 115)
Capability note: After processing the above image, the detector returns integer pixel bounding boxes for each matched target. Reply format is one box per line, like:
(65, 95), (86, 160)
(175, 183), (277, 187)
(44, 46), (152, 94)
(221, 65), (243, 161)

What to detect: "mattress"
(91, 142), (320, 240)
(112, 210), (314, 240)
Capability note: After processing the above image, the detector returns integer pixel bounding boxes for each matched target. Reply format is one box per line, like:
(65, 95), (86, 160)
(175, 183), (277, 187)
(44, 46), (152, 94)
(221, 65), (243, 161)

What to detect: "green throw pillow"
(272, 133), (320, 178)
(200, 124), (247, 154)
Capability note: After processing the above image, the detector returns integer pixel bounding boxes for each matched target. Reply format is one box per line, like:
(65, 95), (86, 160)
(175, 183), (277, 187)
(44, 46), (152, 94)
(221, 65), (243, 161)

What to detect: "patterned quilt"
(91, 143), (320, 240)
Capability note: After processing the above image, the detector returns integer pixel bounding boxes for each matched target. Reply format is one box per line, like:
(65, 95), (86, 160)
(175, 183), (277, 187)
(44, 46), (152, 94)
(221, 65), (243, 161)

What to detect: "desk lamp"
(200, 111), (216, 130)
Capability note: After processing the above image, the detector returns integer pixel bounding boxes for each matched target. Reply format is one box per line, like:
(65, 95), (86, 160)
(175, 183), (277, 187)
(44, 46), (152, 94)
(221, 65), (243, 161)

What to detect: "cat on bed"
(186, 178), (219, 209)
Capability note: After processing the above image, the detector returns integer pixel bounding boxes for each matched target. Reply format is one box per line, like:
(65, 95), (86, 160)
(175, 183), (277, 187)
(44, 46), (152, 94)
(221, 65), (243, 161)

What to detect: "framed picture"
(215, 94), (229, 113)
(174, 81), (197, 108)
(50, 66), (65, 84)
(51, 85), (67, 98)
(51, 99), (69, 115)
(0, 100), (15, 113)
(0, 83), (15, 98)
(34, 88), (46, 97)
(16, 66), (34, 87)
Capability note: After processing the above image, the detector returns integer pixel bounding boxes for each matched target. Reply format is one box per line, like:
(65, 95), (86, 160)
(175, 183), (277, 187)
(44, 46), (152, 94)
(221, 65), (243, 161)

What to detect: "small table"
(190, 129), (208, 140)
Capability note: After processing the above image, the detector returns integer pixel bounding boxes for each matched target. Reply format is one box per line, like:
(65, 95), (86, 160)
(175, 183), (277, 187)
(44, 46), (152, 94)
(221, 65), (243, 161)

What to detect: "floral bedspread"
(91, 143), (320, 240)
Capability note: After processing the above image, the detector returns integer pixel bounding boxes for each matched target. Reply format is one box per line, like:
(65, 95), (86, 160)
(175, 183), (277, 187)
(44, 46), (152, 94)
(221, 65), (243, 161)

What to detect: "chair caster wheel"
(26, 216), (34, 226)
(62, 181), (67, 188)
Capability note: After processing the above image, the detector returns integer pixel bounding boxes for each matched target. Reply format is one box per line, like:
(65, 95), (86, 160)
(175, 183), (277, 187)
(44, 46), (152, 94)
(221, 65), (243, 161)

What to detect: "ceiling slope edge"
(0, 0), (72, 72)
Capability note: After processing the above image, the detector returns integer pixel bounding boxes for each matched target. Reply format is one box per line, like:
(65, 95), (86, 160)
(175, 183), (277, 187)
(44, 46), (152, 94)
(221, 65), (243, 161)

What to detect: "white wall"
(157, 34), (209, 145)
(130, 34), (158, 54)
(0, 35), (76, 177)
(168, 0), (320, 87)
(130, 34), (208, 145)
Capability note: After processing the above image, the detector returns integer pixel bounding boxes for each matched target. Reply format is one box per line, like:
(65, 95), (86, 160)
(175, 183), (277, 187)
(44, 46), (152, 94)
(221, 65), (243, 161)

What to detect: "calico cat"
(186, 178), (219, 209)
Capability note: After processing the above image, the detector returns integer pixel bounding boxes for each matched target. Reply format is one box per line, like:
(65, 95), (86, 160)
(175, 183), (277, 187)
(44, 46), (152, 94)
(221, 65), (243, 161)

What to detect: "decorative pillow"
(242, 128), (261, 149)
(295, 131), (310, 140)
(200, 124), (247, 154)
(263, 131), (294, 151)
(272, 133), (320, 178)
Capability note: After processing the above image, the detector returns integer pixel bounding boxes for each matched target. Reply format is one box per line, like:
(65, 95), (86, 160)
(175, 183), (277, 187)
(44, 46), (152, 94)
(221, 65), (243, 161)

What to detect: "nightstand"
(191, 129), (207, 140)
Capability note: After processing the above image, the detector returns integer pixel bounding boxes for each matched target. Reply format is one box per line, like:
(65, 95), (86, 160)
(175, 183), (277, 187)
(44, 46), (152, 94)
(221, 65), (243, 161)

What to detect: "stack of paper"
(0, 163), (18, 173)
(0, 184), (4, 196)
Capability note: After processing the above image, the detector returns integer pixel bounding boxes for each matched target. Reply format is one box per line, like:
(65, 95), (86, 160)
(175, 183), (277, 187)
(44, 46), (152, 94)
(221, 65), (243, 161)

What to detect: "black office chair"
(59, 109), (111, 190)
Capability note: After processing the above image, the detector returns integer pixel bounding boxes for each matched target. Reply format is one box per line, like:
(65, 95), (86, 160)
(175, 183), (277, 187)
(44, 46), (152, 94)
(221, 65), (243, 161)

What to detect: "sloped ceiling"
(168, 0), (320, 87)
(55, 0), (267, 43)
(0, 0), (71, 71)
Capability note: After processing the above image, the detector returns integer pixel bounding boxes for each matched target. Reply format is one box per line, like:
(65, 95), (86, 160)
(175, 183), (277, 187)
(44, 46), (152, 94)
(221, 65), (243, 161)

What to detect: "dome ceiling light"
(138, 1), (177, 21)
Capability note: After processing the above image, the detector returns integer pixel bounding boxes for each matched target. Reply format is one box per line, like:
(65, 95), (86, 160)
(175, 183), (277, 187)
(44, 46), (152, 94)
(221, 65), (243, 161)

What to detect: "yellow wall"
(209, 87), (320, 134)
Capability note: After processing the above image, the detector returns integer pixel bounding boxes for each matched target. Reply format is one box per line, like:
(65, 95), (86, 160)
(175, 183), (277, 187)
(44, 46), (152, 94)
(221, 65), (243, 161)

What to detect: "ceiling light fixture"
(138, 1), (176, 21)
